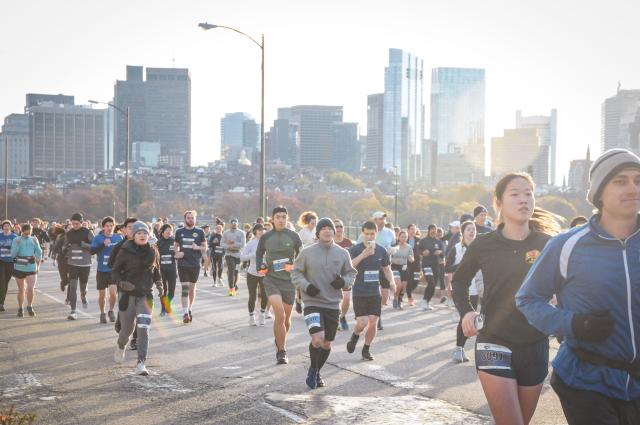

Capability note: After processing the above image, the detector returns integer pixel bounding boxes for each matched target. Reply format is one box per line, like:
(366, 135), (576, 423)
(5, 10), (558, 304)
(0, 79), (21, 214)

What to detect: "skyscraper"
(365, 93), (384, 171)
(221, 112), (254, 161)
(267, 108), (297, 166)
(27, 98), (107, 177)
(0, 114), (30, 179)
(601, 88), (640, 155)
(383, 49), (424, 182)
(331, 122), (360, 173)
(491, 128), (547, 184)
(289, 105), (343, 169)
(113, 65), (191, 168)
(430, 67), (485, 181)
(516, 109), (557, 186)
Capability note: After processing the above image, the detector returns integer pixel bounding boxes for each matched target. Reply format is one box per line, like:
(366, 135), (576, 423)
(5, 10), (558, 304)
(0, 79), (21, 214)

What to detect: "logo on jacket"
(525, 249), (540, 264)
(192, 233), (198, 237)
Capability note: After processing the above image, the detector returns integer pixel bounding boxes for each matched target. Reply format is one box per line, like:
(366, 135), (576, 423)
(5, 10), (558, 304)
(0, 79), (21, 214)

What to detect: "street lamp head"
(198, 22), (217, 30)
(88, 100), (99, 104)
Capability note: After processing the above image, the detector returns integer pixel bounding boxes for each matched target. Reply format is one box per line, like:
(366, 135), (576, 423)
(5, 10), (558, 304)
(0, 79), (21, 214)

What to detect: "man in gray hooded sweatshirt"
(292, 217), (357, 389)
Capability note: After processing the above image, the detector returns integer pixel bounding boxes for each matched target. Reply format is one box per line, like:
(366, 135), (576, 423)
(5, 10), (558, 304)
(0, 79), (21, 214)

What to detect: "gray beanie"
(315, 217), (336, 239)
(587, 149), (640, 206)
(131, 221), (150, 236)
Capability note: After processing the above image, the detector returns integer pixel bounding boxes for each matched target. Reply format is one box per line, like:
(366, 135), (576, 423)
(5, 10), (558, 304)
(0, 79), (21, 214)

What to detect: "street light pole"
(88, 100), (130, 219)
(394, 166), (399, 226)
(198, 22), (266, 218)
(4, 134), (8, 219)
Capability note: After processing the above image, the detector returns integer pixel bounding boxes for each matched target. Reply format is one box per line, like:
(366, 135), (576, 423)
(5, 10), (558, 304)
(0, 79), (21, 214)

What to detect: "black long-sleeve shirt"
(452, 227), (550, 345)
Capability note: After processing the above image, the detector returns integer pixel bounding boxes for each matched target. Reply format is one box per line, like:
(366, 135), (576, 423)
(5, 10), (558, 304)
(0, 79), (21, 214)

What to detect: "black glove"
(305, 284), (320, 297)
(330, 276), (346, 289)
(572, 311), (615, 342)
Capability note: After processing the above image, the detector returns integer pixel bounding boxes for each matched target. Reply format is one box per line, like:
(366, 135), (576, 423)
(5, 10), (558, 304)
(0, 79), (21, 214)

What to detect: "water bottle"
(474, 314), (484, 331)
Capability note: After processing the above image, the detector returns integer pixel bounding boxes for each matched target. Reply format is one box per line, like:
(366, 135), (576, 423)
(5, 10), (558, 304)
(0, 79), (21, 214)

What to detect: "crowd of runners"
(1, 148), (640, 424)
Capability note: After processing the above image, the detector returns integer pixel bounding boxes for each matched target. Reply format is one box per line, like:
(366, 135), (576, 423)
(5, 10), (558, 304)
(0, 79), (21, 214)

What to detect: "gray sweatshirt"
(292, 240), (357, 309)
(221, 229), (246, 258)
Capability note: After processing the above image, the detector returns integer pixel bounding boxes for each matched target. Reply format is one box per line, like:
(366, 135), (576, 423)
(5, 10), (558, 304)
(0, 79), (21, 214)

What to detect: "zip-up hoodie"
(11, 236), (43, 273)
(291, 240), (357, 310)
(517, 215), (640, 400)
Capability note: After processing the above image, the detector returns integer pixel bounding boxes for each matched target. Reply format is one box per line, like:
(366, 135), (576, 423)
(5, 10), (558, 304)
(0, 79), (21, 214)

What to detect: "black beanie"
(71, 213), (83, 222)
(315, 217), (336, 239)
(473, 205), (488, 218)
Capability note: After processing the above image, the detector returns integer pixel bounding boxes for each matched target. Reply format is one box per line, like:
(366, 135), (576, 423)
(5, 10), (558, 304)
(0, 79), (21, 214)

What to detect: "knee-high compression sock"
(309, 343), (320, 370)
(181, 283), (189, 313)
(317, 347), (331, 371)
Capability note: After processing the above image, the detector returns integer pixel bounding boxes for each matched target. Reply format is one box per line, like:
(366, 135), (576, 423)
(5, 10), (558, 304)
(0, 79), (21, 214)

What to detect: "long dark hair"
(493, 172), (561, 236)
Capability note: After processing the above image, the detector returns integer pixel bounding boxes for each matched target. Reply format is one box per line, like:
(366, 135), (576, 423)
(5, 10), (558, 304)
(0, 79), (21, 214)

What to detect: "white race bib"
(363, 270), (379, 283)
(272, 258), (289, 272)
(423, 267), (433, 276)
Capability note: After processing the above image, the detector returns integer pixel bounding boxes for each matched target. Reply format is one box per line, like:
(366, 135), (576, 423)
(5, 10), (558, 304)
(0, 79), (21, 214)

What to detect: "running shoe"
(135, 361), (149, 376)
(397, 298), (403, 310)
(160, 310), (166, 317)
(452, 347), (465, 364)
(446, 298), (455, 308)
(183, 313), (190, 324)
(462, 349), (470, 362)
(346, 333), (359, 353)
(362, 346), (375, 361)
(17, 308), (24, 318)
(100, 313), (107, 324)
(316, 372), (326, 388)
(440, 296), (448, 304)
(0, 304), (5, 312)
(377, 318), (383, 330)
(295, 300), (303, 314)
(114, 345), (126, 363)
(339, 316), (349, 331)
(249, 315), (257, 326)
(108, 310), (116, 322)
(129, 339), (137, 351)
(60, 280), (66, 292)
(26, 306), (35, 317)
(306, 368), (318, 389)
(392, 298), (399, 309)
(276, 350), (288, 365)
(258, 312), (266, 326)
(228, 289), (234, 297)
(81, 295), (88, 310)
(420, 299), (432, 311)
(266, 310), (273, 319)
(188, 310), (193, 322)
(407, 297), (415, 306)
(67, 310), (77, 320)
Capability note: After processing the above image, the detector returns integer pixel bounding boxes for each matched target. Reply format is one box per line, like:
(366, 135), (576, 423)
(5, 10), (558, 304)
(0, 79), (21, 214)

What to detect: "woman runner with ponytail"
(452, 172), (560, 425)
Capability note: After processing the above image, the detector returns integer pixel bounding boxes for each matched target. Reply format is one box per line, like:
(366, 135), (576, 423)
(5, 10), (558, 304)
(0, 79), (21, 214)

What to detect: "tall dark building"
(113, 65), (191, 168)
(267, 108), (297, 166)
(289, 105), (343, 169)
(365, 93), (384, 171)
(331, 122), (360, 173)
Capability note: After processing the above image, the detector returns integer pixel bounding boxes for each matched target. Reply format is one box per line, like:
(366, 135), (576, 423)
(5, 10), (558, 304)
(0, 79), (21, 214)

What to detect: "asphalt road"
(0, 262), (567, 424)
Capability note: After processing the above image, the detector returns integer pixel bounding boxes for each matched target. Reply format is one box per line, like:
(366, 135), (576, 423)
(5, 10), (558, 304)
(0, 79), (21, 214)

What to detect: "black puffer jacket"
(111, 240), (161, 296)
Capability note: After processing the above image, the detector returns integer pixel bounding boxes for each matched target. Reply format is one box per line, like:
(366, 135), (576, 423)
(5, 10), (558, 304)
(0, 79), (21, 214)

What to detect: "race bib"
(103, 255), (109, 266)
(182, 238), (195, 249)
(392, 270), (401, 279)
(272, 258), (289, 272)
(363, 270), (379, 283)
(161, 254), (173, 265)
(0, 247), (10, 257)
(304, 312), (322, 330)
(476, 343), (512, 371)
(402, 264), (407, 271)
(423, 267), (433, 276)
(413, 271), (421, 281)
(71, 249), (84, 261)
(215, 246), (223, 254)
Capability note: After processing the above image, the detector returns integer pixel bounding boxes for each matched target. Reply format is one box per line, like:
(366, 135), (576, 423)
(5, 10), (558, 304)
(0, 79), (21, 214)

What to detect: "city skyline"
(2, 0), (639, 183)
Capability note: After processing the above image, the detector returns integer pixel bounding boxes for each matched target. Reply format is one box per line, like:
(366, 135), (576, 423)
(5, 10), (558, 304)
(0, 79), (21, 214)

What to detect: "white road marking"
(261, 401), (306, 423)
(36, 289), (94, 318)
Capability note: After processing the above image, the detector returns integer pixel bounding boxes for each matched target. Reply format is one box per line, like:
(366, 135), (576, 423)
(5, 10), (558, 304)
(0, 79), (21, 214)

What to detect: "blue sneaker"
(306, 368), (318, 389)
(339, 316), (349, 331)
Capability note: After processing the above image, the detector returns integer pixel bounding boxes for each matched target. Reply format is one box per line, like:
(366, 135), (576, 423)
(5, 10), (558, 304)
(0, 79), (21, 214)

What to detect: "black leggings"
(247, 273), (267, 313)
(160, 268), (176, 311)
(456, 295), (479, 347)
(57, 259), (69, 286)
(211, 255), (223, 279)
(422, 275), (437, 302)
(0, 261), (13, 305)
(225, 256), (239, 289)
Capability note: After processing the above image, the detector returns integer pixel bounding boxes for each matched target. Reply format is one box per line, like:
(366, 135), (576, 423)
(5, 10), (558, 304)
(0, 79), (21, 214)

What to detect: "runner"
(369, 211), (396, 330)
(30, 218), (50, 257)
(10, 223), (42, 317)
(390, 230), (414, 310)
(292, 217), (356, 388)
(474, 205), (493, 234)
(51, 224), (69, 295)
(445, 220), (478, 363)
(240, 223), (268, 326)
(418, 224), (444, 311)
(201, 225), (211, 277)
(208, 223), (224, 287)
(334, 218), (353, 330)
(346, 220), (395, 360)
(64, 213), (94, 320)
(296, 211), (318, 314)
(452, 172), (559, 425)
(255, 205), (303, 365)
(517, 149), (640, 425)
(174, 211), (207, 324)
(156, 223), (176, 316)
(91, 216), (123, 324)
(112, 221), (162, 376)
(221, 218), (246, 296)
(0, 220), (17, 312)
(404, 224), (421, 306)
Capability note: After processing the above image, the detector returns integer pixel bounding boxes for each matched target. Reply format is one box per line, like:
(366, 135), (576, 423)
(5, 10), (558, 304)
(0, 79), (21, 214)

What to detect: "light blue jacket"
(516, 215), (640, 400)
(10, 236), (43, 273)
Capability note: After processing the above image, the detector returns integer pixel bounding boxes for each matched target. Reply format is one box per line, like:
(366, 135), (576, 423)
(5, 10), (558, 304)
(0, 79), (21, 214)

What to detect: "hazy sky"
(2, 0), (639, 183)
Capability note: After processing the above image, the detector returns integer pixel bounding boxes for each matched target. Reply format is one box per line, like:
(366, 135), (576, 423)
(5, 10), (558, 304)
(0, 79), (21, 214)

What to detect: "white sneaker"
(67, 310), (78, 320)
(135, 361), (149, 376)
(446, 298), (455, 308)
(452, 347), (465, 363)
(419, 299), (431, 311)
(114, 346), (126, 363)
(266, 310), (273, 319)
(258, 312), (266, 326)
(249, 315), (257, 326)
(462, 348), (470, 362)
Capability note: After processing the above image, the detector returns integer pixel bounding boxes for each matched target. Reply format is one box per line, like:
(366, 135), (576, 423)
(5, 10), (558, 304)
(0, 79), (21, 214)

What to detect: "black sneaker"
(188, 310), (193, 323)
(0, 304), (5, 312)
(183, 313), (190, 324)
(346, 333), (359, 354)
(276, 350), (288, 365)
(17, 308), (24, 318)
(108, 310), (116, 322)
(440, 296), (447, 304)
(295, 300), (303, 314)
(377, 318), (383, 331)
(100, 313), (107, 324)
(362, 346), (374, 361)
(316, 372), (325, 388)
(81, 295), (88, 310)
(26, 306), (35, 317)
(129, 339), (137, 351)
(306, 368), (318, 389)
(60, 280), (67, 292)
